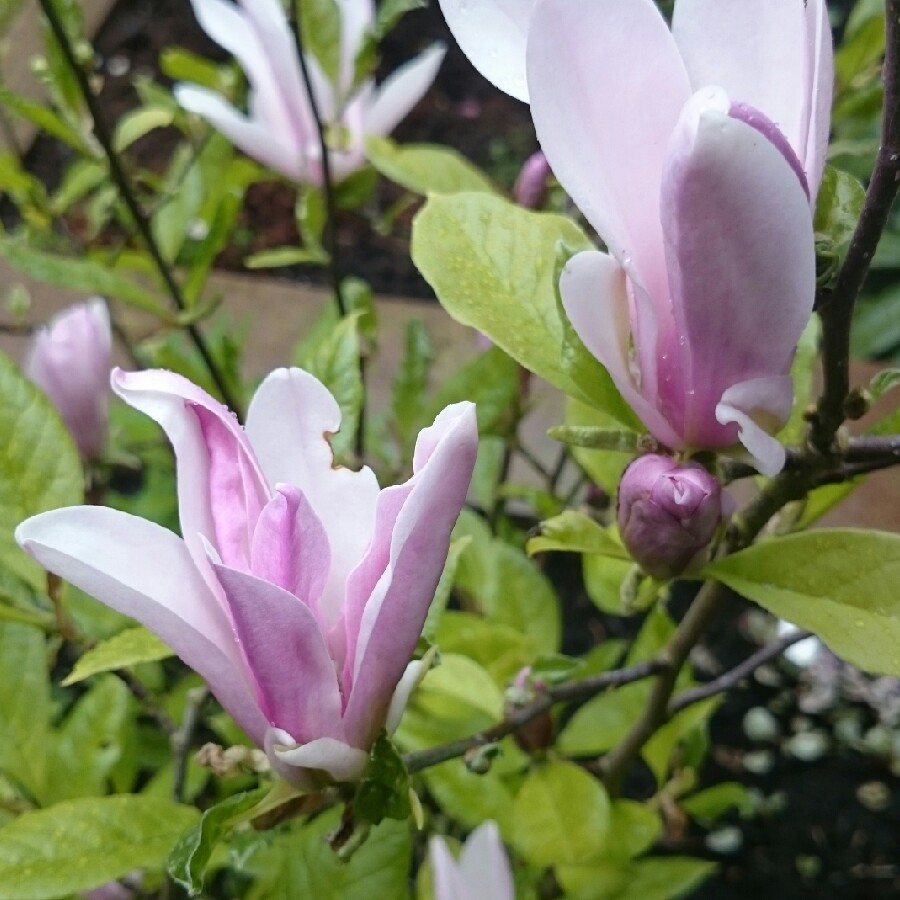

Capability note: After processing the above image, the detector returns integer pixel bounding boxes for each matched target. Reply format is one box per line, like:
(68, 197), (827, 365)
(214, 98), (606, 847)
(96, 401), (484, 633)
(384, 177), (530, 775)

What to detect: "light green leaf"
(601, 801), (662, 862)
(560, 856), (716, 900)
(548, 424), (646, 453)
(44, 676), (131, 802)
(565, 396), (633, 495)
(780, 317), (820, 445)
(642, 697), (721, 786)
(168, 788), (268, 895)
(392, 318), (434, 453)
(114, 106), (175, 152)
(412, 192), (635, 425)
(512, 761), (611, 867)
(244, 247), (328, 268)
(63, 626), (174, 686)
(0, 84), (91, 154)
(245, 806), (409, 900)
(706, 530), (900, 675)
(583, 554), (635, 615)
(680, 783), (750, 825)
(0, 795), (199, 900)
(299, 0), (341, 86)
(366, 137), (495, 195)
(0, 240), (167, 316)
(422, 537), (471, 642)
(527, 510), (629, 559)
(868, 367), (900, 400)
(0, 623), (50, 800)
(0, 351), (82, 589)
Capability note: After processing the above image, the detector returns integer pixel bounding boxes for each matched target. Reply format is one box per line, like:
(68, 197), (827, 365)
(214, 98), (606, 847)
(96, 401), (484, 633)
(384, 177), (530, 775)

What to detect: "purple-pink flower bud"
(513, 150), (551, 209)
(617, 454), (722, 579)
(25, 299), (111, 461)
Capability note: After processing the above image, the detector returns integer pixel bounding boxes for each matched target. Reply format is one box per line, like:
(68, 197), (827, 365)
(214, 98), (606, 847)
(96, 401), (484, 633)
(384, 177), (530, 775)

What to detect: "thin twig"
(810, 0), (900, 451)
(36, 0), (242, 415)
(288, 0), (347, 318)
(172, 686), (209, 803)
(114, 670), (178, 736)
(669, 629), (814, 715)
(404, 659), (664, 774)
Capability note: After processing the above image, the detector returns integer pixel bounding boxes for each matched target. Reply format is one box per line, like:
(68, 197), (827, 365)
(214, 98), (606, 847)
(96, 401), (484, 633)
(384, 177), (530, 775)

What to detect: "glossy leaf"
(63, 626), (174, 686)
(527, 510), (629, 560)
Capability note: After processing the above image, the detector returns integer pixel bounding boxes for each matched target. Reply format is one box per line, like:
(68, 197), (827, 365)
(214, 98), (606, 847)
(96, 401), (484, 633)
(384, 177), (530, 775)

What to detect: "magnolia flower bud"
(25, 299), (111, 461)
(617, 454), (722, 579)
(513, 150), (551, 209)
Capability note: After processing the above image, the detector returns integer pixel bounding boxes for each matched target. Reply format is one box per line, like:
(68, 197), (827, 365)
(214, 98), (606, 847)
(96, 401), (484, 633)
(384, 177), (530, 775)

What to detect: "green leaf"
(244, 247), (328, 268)
(422, 537), (471, 642)
(835, 11), (885, 93)
(681, 782), (750, 825)
(0, 83), (91, 154)
(168, 788), (268, 895)
(601, 801), (662, 862)
(62, 626), (174, 686)
(371, 0), (425, 39)
(412, 192), (635, 425)
(511, 761), (611, 867)
(779, 317), (820, 445)
(642, 697), (721, 785)
(355, 733), (411, 826)
(366, 137), (495, 195)
(706, 530), (900, 675)
(548, 424), (646, 452)
(868, 367), (900, 400)
(453, 511), (561, 654)
(391, 318), (434, 453)
(0, 240), (168, 316)
(434, 610), (533, 685)
(560, 856), (716, 900)
(0, 623), (50, 800)
(0, 351), (82, 589)
(0, 795), (200, 900)
(161, 48), (227, 90)
(114, 106), (175, 152)
(299, 0), (341, 86)
(245, 807), (410, 900)
(583, 554), (635, 615)
(814, 166), (867, 285)
(527, 510), (629, 560)
(44, 676), (131, 802)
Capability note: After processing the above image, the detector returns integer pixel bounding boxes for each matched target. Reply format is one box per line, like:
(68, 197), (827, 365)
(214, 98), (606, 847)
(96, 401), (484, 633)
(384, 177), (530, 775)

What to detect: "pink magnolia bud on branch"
(617, 454), (722, 579)
(25, 299), (111, 461)
(513, 150), (551, 209)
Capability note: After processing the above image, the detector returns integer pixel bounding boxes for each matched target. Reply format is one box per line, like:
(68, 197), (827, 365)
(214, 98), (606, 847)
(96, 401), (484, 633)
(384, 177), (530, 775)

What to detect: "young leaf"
(62, 626), (174, 686)
(355, 733), (411, 826)
(0, 351), (82, 589)
(0, 795), (199, 899)
(366, 137), (496, 195)
(527, 510), (629, 560)
(412, 192), (635, 426)
(705, 530), (900, 675)
(511, 761), (611, 867)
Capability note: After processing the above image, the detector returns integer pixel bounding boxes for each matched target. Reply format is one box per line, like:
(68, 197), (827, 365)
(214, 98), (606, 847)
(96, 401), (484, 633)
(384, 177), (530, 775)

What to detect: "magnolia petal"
(715, 375), (794, 476)
(673, 0), (815, 164)
(215, 565), (345, 744)
(175, 85), (303, 179)
(245, 368), (380, 625)
(250, 485), (331, 613)
(384, 658), (428, 735)
(341, 403), (477, 748)
(111, 368), (269, 581)
(429, 836), (470, 900)
(364, 44), (446, 140)
(527, 0), (690, 301)
(267, 729), (369, 783)
(459, 822), (514, 900)
(661, 89), (814, 448)
(438, 0), (534, 101)
(803, 0), (834, 194)
(15, 507), (267, 744)
(559, 250), (683, 448)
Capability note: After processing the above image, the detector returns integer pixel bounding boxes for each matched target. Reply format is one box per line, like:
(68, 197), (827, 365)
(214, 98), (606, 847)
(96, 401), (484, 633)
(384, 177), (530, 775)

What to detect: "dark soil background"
(23, 1), (900, 897)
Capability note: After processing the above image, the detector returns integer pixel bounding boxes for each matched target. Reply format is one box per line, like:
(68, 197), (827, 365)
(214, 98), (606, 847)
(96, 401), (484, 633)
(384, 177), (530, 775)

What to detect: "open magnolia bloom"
(17, 368), (477, 787)
(175, 0), (444, 183)
(443, 0), (832, 475)
(430, 822), (514, 900)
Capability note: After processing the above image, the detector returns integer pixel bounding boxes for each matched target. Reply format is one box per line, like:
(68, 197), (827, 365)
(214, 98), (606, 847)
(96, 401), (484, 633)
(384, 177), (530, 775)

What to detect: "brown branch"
(669, 629), (814, 715)
(403, 659), (664, 775)
(810, 0), (900, 451)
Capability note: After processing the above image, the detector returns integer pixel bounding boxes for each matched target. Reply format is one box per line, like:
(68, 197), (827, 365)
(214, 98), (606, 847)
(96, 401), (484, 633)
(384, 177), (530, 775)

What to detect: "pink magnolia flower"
(25, 299), (111, 461)
(16, 368), (477, 786)
(430, 822), (514, 900)
(443, 0), (832, 475)
(175, 0), (444, 184)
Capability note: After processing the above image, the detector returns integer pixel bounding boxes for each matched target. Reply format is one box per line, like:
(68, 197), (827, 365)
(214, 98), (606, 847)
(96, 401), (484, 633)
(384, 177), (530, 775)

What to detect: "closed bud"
(617, 454), (722, 579)
(25, 299), (111, 461)
(513, 150), (551, 209)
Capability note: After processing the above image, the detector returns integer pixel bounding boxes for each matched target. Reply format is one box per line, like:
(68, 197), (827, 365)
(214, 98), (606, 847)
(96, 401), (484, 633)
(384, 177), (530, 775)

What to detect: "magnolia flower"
(17, 368), (477, 786)
(442, 0), (832, 475)
(175, 0), (444, 184)
(617, 454), (722, 579)
(430, 822), (514, 900)
(25, 299), (111, 461)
